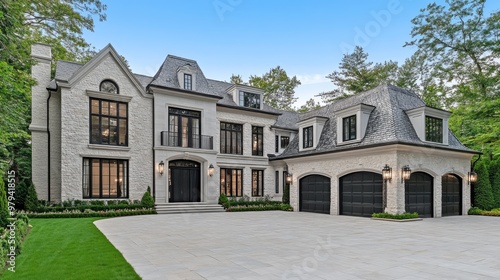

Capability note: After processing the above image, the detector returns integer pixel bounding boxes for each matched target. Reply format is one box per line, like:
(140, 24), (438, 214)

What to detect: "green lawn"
(1, 218), (141, 280)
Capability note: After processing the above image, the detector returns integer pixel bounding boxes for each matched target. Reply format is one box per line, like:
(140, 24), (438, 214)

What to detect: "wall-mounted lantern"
(401, 165), (411, 183)
(158, 161), (164, 175)
(208, 164), (215, 177)
(382, 164), (392, 181)
(286, 173), (293, 184)
(468, 171), (477, 184)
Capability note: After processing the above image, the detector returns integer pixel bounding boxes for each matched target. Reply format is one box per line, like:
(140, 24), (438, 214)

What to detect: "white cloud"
(295, 73), (330, 85)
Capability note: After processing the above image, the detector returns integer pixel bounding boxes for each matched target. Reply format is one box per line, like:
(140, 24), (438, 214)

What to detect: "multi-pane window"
(275, 171), (279, 194)
(184, 73), (192, 90)
(252, 126), (264, 156)
(220, 122), (243, 154)
(168, 107), (201, 148)
(281, 136), (290, 149)
(90, 98), (128, 146)
(275, 135), (279, 153)
(83, 158), (128, 198)
(99, 80), (118, 94)
(252, 170), (264, 197)
(425, 116), (443, 143)
(220, 168), (242, 197)
(303, 126), (313, 148)
(343, 115), (357, 141)
(239, 91), (261, 109)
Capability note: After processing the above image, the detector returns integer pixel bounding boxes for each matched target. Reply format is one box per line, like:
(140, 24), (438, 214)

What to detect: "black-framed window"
(220, 122), (243, 154)
(425, 116), (443, 143)
(184, 73), (192, 90)
(343, 115), (357, 141)
(83, 158), (128, 199)
(220, 168), (242, 197)
(281, 136), (290, 149)
(275, 135), (279, 153)
(275, 171), (279, 194)
(252, 170), (264, 197)
(239, 91), (261, 109)
(303, 126), (313, 148)
(168, 107), (201, 148)
(99, 80), (119, 94)
(252, 126), (264, 156)
(90, 98), (128, 146)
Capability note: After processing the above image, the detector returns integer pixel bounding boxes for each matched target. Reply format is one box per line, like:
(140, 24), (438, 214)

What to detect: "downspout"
(46, 90), (52, 202)
(150, 87), (156, 201)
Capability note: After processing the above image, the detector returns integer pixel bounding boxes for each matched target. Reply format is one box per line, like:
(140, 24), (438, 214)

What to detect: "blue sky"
(82, 0), (498, 107)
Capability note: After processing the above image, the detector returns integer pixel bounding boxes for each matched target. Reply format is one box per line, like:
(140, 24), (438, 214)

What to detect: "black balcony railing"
(160, 131), (213, 150)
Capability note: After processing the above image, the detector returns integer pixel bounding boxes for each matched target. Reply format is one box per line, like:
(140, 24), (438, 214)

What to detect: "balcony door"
(168, 108), (201, 148)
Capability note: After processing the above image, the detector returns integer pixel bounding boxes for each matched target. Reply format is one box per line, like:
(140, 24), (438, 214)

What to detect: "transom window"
(220, 122), (243, 154)
(252, 170), (264, 197)
(343, 115), (356, 141)
(82, 158), (128, 199)
(90, 98), (128, 146)
(99, 80), (119, 94)
(220, 168), (242, 197)
(184, 73), (192, 90)
(239, 91), (261, 109)
(303, 126), (313, 148)
(425, 116), (443, 143)
(281, 136), (290, 149)
(252, 126), (263, 156)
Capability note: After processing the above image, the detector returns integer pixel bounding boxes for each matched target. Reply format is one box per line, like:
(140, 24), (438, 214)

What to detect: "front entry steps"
(155, 202), (225, 214)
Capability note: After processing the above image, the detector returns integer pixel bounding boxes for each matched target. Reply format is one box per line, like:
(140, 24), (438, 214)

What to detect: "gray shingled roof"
(149, 55), (220, 98)
(55, 60), (83, 81)
(275, 84), (477, 159)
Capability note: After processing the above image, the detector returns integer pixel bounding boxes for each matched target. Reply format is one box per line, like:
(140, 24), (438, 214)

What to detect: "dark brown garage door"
(340, 172), (383, 217)
(405, 172), (433, 218)
(299, 175), (331, 214)
(442, 174), (462, 216)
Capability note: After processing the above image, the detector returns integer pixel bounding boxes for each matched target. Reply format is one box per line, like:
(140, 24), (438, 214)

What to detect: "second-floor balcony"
(160, 131), (213, 150)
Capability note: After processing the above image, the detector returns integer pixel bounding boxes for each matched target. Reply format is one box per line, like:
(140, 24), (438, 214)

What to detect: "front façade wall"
(58, 53), (153, 202)
(152, 88), (219, 203)
(284, 144), (474, 217)
(216, 107), (283, 200)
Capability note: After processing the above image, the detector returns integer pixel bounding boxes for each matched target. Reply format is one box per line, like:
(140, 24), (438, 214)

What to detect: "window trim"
(252, 126), (264, 156)
(252, 169), (264, 197)
(184, 73), (192, 90)
(303, 126), (313, 148)
(239, 91), (261, 109)
(220, 122), (243, 155)
(220, 168), (243, 197)
(82, 157), (129, 199)
(342, 115), (357, 142)
(89, 98), (128, 146)
(99, 80), (119, 94)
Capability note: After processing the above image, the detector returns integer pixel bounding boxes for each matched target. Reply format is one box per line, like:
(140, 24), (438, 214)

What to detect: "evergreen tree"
(489, 159), (500, 209)
(473, 160), (495, 210)
(24, 181), (39, 211)
(0, 178), (10, 228)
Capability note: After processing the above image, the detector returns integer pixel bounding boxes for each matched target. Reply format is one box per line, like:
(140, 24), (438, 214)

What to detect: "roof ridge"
(167, 54), (197, 64)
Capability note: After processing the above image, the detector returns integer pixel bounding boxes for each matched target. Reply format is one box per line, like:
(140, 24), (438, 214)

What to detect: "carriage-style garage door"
(405, 172), (433, 218)
(299, 175), (331, 214)
(340, 172), (383, 217)
(442, 174), (462, 216)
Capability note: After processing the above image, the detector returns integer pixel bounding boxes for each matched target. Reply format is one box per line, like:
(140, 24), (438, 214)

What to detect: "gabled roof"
(274, 84), (478, 160)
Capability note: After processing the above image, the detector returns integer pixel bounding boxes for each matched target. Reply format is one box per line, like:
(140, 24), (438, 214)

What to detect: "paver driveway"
(95, 212), (500, 280)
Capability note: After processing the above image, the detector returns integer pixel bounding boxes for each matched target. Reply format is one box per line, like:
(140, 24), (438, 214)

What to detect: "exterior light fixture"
(208, 164), (215, 177)
(158, 161), (164, 175)
(468, 171), (477, 184)
(286, 173), (293, 184)
(401, 165), (411, 182)
(382, 164), (392, 181)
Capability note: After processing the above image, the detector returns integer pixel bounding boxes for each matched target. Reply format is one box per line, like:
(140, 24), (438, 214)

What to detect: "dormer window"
(184, 73), (192, 90)
(342, 115), (356, 141)
(100, 80), (118, 94)
(239, 91), (261, 109)
(303, 126), (313, 148)
(425, 116), (443, 143)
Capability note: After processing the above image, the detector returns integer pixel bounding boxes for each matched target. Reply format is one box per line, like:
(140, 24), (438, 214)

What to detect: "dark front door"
(169, 160), (200, 202)
(340, 172), (383, 217)
(442, 174), (462, 216)
(300, 175), (331, 214)
(405, 172), (433, 217)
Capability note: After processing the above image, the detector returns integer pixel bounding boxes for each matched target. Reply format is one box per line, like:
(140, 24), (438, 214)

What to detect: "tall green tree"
(489, 158), (500, 208)
(320, 46), (398, 102)
(296, 98), (322, 113)
(473, 160), (495, 210)
(249, 66), (301, 110)
(229, 74), (244, 85)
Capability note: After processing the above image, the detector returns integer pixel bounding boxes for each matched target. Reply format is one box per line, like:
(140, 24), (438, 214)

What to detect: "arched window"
(100, 80), (119, 94)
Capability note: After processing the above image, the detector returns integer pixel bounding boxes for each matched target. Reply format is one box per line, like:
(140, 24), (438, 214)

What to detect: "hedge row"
(371, 212), (419, 219)
(0, 215), (30, 272)
(32, 204), (152, 213)
(226, 204), (293, 212)
(468, 207), (500, 216)
(25, 209), (156, 219)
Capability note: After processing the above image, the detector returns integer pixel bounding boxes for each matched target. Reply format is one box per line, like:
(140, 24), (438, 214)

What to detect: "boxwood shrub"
(372, 212), (419, 219)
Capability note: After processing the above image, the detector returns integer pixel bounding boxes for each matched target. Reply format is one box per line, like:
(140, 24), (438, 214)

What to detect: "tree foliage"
(229, 74), (244, 85)
(296, 98), (322, 113)
(473, 160), (495, 210)
(249, 66), (301, 110)
(489, 158), (500, 208)
(0, 178), (9, 228)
